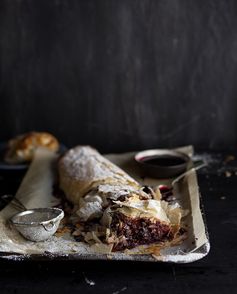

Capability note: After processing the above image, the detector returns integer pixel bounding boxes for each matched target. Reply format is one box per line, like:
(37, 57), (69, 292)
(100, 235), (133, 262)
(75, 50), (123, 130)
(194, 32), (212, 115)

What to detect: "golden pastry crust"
(58, 145), (140, 205)
(5, 132), (59, 164)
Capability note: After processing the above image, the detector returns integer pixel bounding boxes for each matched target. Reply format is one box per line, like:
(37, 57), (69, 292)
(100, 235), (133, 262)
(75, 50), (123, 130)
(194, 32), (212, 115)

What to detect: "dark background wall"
(0, 0), (237, 153)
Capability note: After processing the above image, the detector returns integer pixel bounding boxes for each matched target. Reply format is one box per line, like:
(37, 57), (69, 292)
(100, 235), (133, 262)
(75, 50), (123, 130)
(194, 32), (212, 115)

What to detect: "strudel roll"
(58, 146), (183, 251)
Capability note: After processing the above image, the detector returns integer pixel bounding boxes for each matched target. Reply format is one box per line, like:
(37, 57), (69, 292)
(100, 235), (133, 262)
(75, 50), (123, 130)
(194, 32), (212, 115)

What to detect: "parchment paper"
(0, 146), (210, 263)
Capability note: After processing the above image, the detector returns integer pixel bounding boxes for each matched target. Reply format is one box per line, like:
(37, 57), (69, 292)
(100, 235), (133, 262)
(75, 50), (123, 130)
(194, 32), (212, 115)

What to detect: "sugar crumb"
(225, 171), (232, 178)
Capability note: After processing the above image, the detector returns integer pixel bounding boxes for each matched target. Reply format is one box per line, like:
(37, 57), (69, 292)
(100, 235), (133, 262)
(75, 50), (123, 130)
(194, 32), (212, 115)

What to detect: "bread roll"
(5, 132), (59, 164)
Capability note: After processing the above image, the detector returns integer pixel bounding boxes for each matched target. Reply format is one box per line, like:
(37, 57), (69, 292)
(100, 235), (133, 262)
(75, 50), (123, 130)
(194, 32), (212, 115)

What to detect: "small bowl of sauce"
(135, 149), (190, 178)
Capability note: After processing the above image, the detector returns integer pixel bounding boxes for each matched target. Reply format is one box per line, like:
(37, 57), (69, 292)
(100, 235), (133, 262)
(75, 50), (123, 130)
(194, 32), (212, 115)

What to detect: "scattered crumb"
(224, 155), (235, 164)
(220, 196), (226, 200)
(85, 277), (95, 286)
(55, 226), (71, 237)
(107, 254), (113, 260)
(112, 287), (127, 294)
(225, 171), (232, 178)
(72, 229), (81, 236)
(71, 246), (79, 252)
(83, 273), (95, 286)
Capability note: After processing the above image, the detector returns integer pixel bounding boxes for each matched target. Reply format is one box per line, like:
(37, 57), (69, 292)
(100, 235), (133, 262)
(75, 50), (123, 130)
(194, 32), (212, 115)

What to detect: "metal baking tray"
(0, 146), (210, 263)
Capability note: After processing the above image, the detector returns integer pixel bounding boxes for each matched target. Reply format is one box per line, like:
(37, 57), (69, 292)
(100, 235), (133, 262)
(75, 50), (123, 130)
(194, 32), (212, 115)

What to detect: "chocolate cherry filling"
(110, 212), (173, 251)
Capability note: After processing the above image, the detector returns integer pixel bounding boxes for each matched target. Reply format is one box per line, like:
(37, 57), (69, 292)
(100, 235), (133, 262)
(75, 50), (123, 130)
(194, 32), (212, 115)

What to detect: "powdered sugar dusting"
(60, 146), (138, 185)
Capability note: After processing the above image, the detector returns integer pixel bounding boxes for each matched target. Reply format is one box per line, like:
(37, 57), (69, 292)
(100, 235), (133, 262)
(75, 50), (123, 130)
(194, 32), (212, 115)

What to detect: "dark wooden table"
(0, 150), (236, 294)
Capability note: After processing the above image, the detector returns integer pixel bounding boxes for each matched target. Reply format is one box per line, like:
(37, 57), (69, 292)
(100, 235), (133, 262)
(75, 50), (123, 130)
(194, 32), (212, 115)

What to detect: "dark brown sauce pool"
(141, 155), (187, 167)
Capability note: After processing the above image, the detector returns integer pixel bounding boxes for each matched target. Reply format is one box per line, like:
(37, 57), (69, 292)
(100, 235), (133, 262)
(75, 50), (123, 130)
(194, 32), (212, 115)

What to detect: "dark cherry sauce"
(140, 155), (186, 167)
